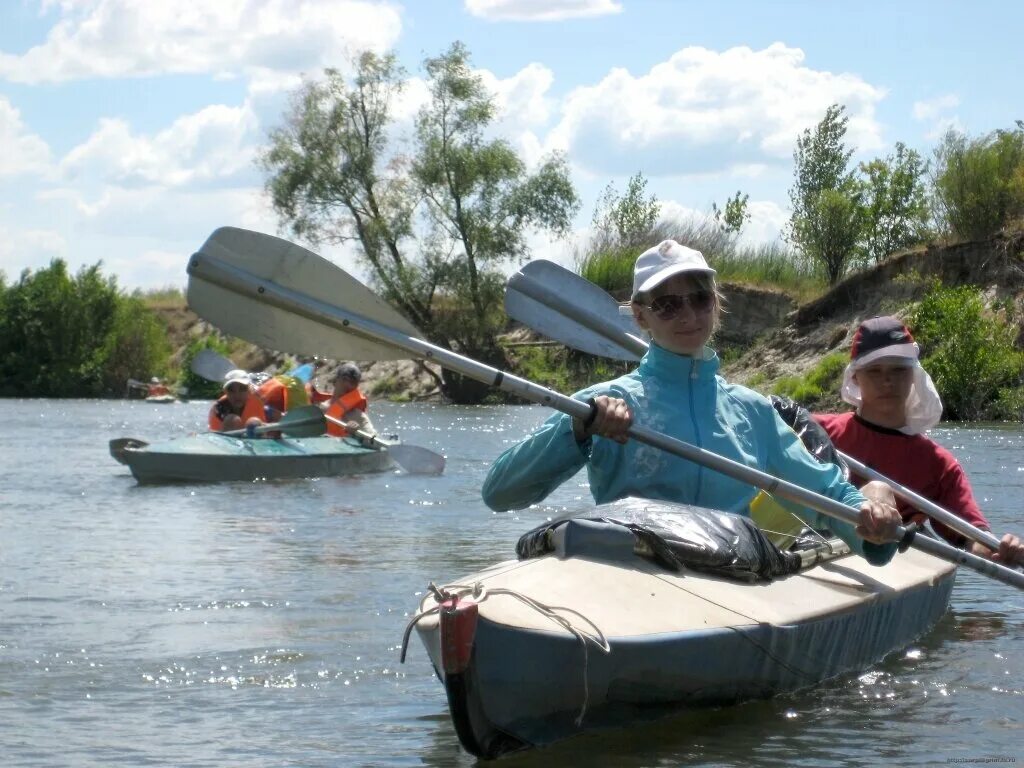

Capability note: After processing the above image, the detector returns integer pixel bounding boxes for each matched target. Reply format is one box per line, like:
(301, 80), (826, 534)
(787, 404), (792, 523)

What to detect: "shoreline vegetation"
(1, 72), (1022, 419)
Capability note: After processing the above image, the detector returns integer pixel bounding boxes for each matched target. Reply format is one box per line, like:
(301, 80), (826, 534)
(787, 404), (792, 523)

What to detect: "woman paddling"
(483, 239), (903, 564)
(814, 316), (1024, 566)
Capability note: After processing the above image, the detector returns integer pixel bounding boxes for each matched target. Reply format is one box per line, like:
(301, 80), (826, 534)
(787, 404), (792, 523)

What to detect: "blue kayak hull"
(112, 433), (394, 483)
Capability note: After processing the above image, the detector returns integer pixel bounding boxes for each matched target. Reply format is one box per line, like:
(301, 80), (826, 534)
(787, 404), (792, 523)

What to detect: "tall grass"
(576, 214), (826, 300)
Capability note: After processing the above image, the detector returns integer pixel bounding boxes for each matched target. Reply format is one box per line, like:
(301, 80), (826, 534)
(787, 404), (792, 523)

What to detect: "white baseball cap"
(223, 369), (250, 389)
(632, 240), (715, 299)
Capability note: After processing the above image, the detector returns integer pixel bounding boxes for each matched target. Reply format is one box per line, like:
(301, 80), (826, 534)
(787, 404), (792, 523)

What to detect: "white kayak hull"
(412, 542), (955, 758)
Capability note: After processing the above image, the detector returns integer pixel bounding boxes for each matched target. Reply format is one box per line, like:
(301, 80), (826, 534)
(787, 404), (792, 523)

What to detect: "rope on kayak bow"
(400, 581), (611, 726)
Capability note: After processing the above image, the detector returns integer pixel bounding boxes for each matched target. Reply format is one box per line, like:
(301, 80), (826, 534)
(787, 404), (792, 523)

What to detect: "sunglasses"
(643, 290), (713, 320)
(225, 384), (248, 394)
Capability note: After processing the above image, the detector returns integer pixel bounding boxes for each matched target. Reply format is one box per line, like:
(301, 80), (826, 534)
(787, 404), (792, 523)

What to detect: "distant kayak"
(109, 432), (393, 483)
(144, 394), (177, 404)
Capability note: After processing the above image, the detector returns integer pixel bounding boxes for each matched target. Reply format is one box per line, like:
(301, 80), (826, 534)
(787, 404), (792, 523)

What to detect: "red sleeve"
(928, 452), (989, 545)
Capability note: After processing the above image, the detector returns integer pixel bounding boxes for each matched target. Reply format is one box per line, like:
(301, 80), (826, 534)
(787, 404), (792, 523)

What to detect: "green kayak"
(109, 432), (394, 484)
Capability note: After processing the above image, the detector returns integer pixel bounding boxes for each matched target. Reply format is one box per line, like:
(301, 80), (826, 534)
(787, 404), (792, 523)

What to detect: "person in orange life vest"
(147, 377), (171, 397)
(257, 373), (311, 422)
(323, 363), (375, 438)
(208, 369), (267, 433)
(814, 316), (1023, 566)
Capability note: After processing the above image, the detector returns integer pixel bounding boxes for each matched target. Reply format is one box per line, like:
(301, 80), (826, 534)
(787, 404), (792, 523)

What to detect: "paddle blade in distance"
(187, 227), (422, 361)
(191, 349), (237, 383)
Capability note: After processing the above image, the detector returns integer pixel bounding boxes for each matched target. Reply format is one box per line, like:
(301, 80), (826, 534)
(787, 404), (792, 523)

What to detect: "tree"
(858, 142), (929, 264)
(787, 104), (862, 284)
(591, 172), (659, 246)
(794, 188), (864, 286)
(262, 44), (580, 403)
(712, 191), (750, 235)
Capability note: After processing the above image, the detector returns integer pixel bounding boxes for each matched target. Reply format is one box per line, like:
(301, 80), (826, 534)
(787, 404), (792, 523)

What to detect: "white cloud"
(465, 0), (622, 21)
(912, 93), (960, 122)
(60, 103), (259, 188)
(0, 97), (53, 177)
(0, 225), (66, 276)
(0, 0), (403, 84)
(546, 43), (886, 177)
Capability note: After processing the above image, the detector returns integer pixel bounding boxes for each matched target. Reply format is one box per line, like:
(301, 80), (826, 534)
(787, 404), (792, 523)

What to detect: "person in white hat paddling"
(483, 240), (903, 564)
(208, 369), (268, 433)
(815, 316), (1023, 565)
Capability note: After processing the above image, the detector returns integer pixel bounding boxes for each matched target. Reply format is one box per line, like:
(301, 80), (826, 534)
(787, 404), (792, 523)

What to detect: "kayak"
(405, 499), (956, 759)
(144, 394), (177, 404)
(109, 432), (394, 483)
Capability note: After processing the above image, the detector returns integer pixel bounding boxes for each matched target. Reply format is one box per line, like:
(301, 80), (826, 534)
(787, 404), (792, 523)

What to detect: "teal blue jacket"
(483, 344), (896, 565)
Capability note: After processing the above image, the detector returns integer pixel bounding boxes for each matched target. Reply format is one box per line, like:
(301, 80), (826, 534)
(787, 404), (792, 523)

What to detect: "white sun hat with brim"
(840, 316), (943, 434)
(631, 240), (716, 300)
(223, 369), (251, 389)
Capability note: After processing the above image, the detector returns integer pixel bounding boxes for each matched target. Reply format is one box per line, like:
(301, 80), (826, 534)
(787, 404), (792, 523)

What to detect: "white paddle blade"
(505, 260), (645, 362)
(386, 443), (446, 476)
(187, 227), (422, 361)
(191, 349), (237, 383)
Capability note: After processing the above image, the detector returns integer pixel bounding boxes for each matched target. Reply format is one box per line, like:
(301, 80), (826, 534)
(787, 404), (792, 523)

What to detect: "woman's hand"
(572, 395), (632, 444)
(855, 499), (902, 545)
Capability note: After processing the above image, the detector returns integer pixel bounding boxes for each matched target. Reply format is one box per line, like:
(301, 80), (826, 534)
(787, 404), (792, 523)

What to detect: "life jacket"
(325, 389), (368, 437)
(307, 383), (332, 404)
(258, 374), (311, 414)
(148, 383), (171, 397)
(208, 393), (266, 431)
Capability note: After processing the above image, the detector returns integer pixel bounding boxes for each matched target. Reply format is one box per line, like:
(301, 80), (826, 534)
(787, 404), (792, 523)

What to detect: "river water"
(0, 399), (1021, 767)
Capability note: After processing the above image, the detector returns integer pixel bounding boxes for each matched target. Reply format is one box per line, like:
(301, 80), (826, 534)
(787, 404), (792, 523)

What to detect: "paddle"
(505, 258), (1014, 558)
(219, 405), (327, 438)
(184, 226), (1024, 589)
(322, 414), (446, 475)
(191, 349), (315, 385)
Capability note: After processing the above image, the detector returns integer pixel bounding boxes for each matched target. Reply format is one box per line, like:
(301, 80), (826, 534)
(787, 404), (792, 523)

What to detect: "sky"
(1, 0), (1021, 291)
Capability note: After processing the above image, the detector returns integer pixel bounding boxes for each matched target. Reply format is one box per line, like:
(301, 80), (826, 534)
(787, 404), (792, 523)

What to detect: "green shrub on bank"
(770, 351), (848, 407)
(0, 260), (171, 397)
(909, 284), (1024, 420)
(932, 124), (1024, 241)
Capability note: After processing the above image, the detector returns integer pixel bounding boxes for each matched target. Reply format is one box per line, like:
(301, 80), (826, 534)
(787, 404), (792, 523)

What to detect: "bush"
(932, 124), (1024, 241)
(909, 284), (1024, 420)
(770, 351), (848, 407)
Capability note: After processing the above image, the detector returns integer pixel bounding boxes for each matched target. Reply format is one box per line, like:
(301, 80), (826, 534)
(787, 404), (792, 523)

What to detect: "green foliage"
(787, 104), (863, 285)
(0, 260), (171, 397)
(96, 297), (172, 395)
(591, 172), (659, 247)
(932, 123), (1024, 240)
(262, 42), (579, 403)
(858, 142), (930, 264)
(577, 214), (823, 300)
(506, 344), (630, 397)
(909, 284), (1024, 420)
(770, 352), (848, 407)
(712, 191), (751, 235)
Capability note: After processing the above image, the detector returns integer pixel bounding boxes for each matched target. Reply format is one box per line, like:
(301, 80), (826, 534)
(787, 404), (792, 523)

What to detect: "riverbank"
(149, 231), (1024, 415)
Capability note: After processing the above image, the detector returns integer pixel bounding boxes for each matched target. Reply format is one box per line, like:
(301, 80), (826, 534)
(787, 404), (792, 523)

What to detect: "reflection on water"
(0, 399), (1021, 767)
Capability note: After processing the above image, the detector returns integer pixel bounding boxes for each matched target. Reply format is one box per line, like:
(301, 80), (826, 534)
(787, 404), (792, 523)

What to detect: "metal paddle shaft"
(220, 405), (326, 438)
(185, 230), (1024, 590)
(323, 414), (446, 476)
(506, 258), (1016, 561)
